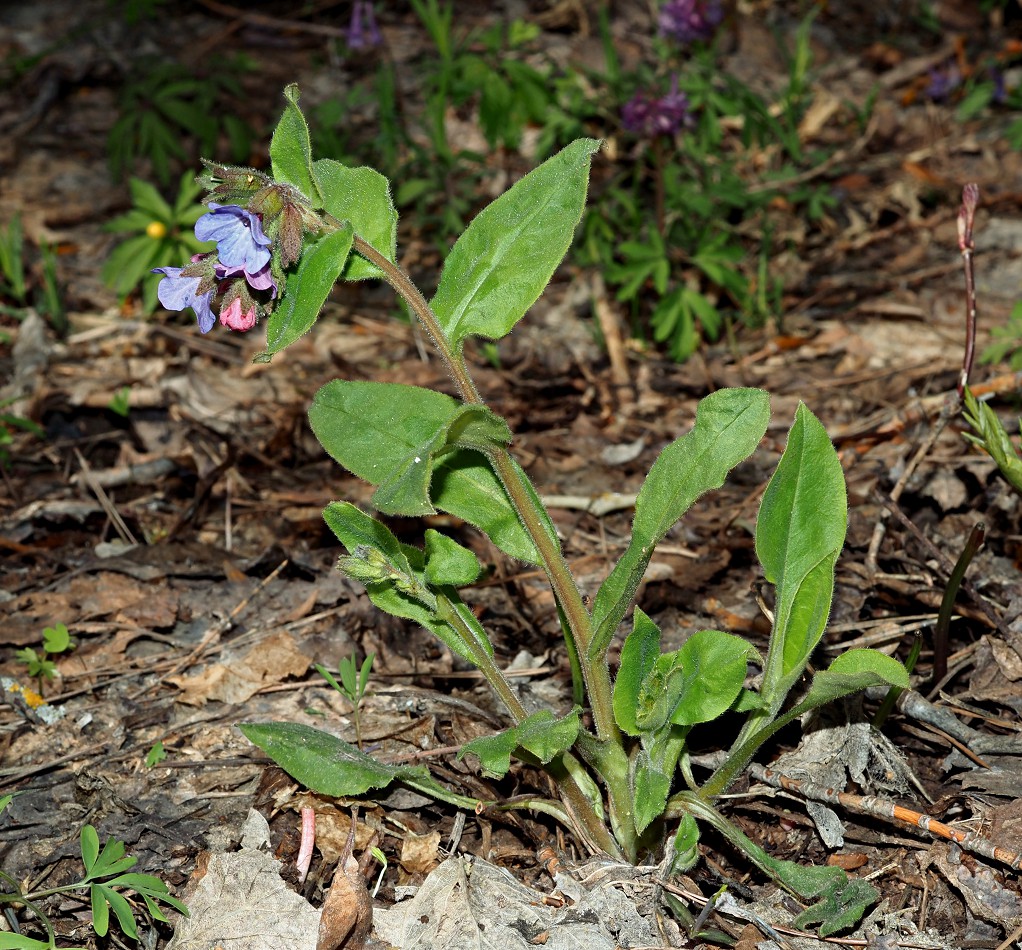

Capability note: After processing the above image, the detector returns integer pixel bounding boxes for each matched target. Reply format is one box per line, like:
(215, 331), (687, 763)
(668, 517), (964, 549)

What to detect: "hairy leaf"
(592, 388), (769, 659)
(431, 139), (600, 348)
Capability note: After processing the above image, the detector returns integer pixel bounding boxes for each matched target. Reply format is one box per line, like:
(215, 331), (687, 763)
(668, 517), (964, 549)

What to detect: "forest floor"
(4, 1), (1022, 948)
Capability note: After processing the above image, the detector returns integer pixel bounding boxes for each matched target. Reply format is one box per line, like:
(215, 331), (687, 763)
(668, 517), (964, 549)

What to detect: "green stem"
(352, 236), (621, 746)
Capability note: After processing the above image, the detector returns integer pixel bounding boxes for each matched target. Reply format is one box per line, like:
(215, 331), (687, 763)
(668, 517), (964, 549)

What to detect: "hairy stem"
(352, 236), (620, 745)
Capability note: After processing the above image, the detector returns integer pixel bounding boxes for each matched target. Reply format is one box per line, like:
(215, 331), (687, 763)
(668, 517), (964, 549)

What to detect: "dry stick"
(865, 184), (981, 575)
(748, 763), (1022, 871)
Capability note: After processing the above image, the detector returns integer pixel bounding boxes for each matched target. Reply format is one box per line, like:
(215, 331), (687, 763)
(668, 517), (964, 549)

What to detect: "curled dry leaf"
(317, 809), (374, 950)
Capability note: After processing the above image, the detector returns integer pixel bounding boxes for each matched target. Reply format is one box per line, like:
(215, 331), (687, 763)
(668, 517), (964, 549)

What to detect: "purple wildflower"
(621, 77), (692, 138)
(659, 0), (724, 45)
(152, 264), (216, 333)
(194, 203), (272, 274)
(218, 261), (278, 297)
(925, 63), (962, 102)
(346, 1), (381, 50)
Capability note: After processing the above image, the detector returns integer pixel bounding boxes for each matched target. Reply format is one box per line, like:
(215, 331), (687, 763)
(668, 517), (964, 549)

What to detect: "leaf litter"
(3, 1), (1022, 948)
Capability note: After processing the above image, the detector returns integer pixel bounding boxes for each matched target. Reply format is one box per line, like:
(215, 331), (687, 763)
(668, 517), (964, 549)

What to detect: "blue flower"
(152, 266), (216, 334)
(195, 203), (272, 274)
(659, 0), (723, 44)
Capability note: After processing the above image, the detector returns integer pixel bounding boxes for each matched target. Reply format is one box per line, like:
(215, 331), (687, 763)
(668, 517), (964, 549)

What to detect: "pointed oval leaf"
(239, 721), (480, 809)
(633, 751), (671, 835)
(636, 630), (756, 731)
(431, 451), (558, 565)
(314, 159), (398, 280)
(459, 708), (580, 778)
(431, 138), (600, 348)
(269, 84), (320, 203)
(424, 530), (482, 587)
(591, 388), (770, 659)
(612, 608), (662, 736)
(261, 226), (353, 358)
(310, 380), (460, 515)
(755, 403), (847, 713)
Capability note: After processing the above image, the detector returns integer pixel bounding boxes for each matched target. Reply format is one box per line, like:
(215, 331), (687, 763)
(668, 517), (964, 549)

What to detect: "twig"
(749, 764), (1022, 870)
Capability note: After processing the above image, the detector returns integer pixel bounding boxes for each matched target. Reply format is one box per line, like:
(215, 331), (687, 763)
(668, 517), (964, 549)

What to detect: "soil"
(3, 1), (1022, 948)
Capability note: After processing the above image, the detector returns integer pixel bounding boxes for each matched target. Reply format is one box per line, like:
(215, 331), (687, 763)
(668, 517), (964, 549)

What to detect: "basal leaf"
(591, 388), (769, 659)
(431, 138), (600, 349)
(260, 226), (353, 358)
(632, 751), (671, 835)
(313, 159), (398, 280)
(755, 403), (846, 716)
(269, 84), (320, 203)
(239, 721), (480, 809)
(459, 708), (580, 778)
(612, 608), (661, 736)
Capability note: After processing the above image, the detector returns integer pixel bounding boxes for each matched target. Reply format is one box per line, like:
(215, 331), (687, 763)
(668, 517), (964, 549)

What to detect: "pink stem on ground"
(297, 806), (315, 883)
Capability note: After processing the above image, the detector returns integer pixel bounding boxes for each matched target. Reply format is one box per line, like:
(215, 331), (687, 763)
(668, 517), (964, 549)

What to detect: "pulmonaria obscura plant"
(157, 85), (909, 936)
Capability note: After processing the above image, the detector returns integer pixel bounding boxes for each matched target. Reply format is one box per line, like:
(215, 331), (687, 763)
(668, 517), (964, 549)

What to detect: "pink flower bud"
(220, 297), (258, 332)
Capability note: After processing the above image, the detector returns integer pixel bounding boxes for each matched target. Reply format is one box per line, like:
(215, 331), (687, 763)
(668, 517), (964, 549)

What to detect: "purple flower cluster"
(659, 0), (724, 45)
(153, 204), (278, 334)
(346, 1), (381, 50)
(621, 76), (693, 138)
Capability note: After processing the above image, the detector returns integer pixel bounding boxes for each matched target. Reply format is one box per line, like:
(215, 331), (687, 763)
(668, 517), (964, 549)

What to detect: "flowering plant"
(158, 85), (908, 935)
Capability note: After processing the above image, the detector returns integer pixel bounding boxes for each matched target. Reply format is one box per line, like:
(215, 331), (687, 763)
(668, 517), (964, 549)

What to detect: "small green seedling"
(145, 741), (167, 768)
(317, 652), (375, 749)
(103, 174), (212, 313)
(0, 798), (188, 950)
(15, 624), (73, 693)
(108, 386), (132, 418)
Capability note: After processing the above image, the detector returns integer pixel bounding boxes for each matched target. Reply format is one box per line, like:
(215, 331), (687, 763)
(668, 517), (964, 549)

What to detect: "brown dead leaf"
(317, 818), (373, 950)
(168, 630), (310, 705)
(399, 831), (441, 876)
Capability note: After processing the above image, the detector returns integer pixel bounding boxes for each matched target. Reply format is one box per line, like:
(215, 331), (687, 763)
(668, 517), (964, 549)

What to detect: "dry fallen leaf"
(317, 810), (373, 950)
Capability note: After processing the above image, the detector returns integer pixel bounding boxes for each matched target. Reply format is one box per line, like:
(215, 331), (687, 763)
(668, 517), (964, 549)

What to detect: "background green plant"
(0, 798), (187, 950)
(14, 623), (72, 694)
(103, 174), (212, 313)
(0, 214), (65, 333)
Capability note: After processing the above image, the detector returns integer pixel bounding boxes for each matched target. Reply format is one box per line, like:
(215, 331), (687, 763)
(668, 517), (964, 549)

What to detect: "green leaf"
(313, 159), (398, 280)
(91, 884), (109, 937)
(962, 387), (1022, 494)
(80, 824), (99, 873)
(239, 721), (481, 809)
(95, 884), (140, 940)
(635, 630), (757, 731)
(763, 649), (909, 735)
(431, 451), (555, 565)
(82, 834), (136, 881)
(0, 794), (12, 815)
(42, 623), (69, 653)
(260, 226), (353, 359)
(322, 502), (491, 665)
(269, 84), (321, 204)
(591, 388), (770, 659)
(459, 708), (580, 778)
(632, 750), (672, 835)
(755, 403), (846, 717)
(424, 530), (482, 587)
(310, 381), (456, 516)
(0, 936), (53, 950)
(612, 608), (661, 736)
(430, 138), (600, 349)
(104, 873), (189, 918)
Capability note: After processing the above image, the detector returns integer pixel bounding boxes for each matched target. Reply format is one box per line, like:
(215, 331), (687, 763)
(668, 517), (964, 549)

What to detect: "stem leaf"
(260, 226), (354, 359)
(459, 708), (581, 778)
(269, 84), (321, 205)
(314, 159), (398, 280)
(431, 138), (600, 349)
